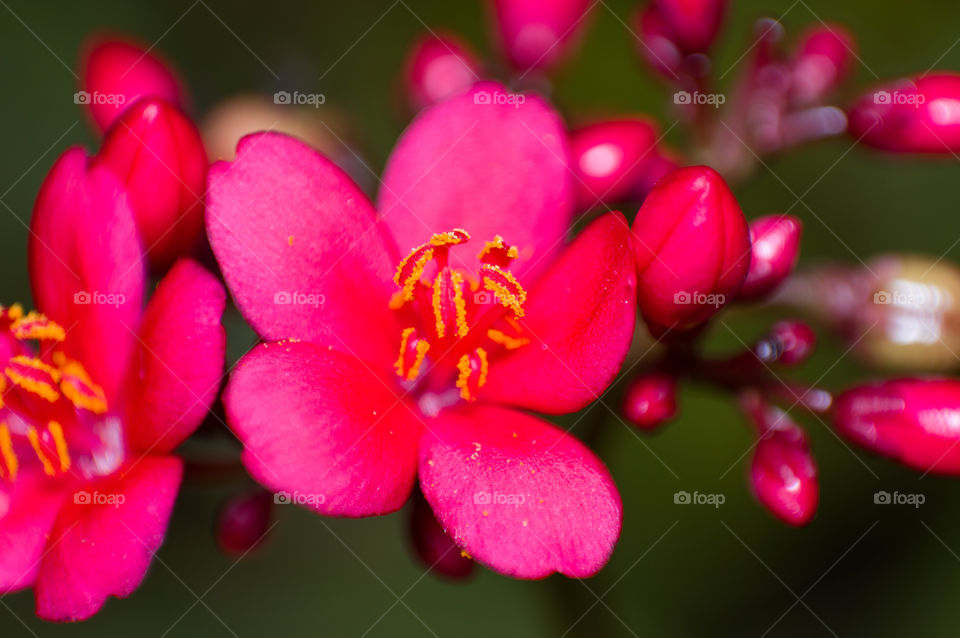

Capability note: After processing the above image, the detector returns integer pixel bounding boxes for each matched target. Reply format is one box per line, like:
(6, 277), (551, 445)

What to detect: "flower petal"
(480, 213), (637, 413)
(206, 132), (402, 366)
(223, 341), (421, 517)
(378, 82), (573, 280)
(28, 147), (145, 402)
(0, 476), (67, 594)
(419, 405), (621, 578)
(34, 456), (183, 622)
(126, 259), (226, 455)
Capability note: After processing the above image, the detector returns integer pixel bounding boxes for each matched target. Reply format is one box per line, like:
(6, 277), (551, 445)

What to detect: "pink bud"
(80, 36), (184, 133)
(623, 373), (677, 430)
(569, 118), (674, 209)
(790, 24), (856, 105)
(751, 421), (819, 526)
(848, 73), (960, 153)
(94, 98), (208, 271)
(216, 490), (273, 556)
(404, 32), (481, 111)
(834, 378), (960, 474)
(755, 320), (816, 365)
(634, 6), (685, 80)
(642, 0), (727, 58)
(738, 214), (802, 300)
(489, 0), (592, 72)
(410, 490), (473, 579)
(632, 166), (751, 331)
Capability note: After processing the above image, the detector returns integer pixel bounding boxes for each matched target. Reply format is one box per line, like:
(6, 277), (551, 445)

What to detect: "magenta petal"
(378, 83), (573, 280)
(0, 476), (67, 594)
(224, 341), (421, 517)
(481, 213), (637, 413)
(28, 147), (145, 402)
(207, 132), (402, 365)
(34, 456), (183, 622)
(126, 259), (226, 454)
(490, 0), (592, 72)
(420, 405), (621, 578)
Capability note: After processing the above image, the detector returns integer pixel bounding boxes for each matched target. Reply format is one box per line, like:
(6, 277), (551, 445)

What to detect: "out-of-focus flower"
(216, 490), (273, 557)
(489, 0), (593, 73)
(848, 73), (960, 153)
(834, 378), (960, 474)
(634, 0), (727, 79)
(80, 36), (184, 133)
(569, 117), (678, 210)
(94, 98), (208, 272)
(754, 320), (817, 366)
(206, 84), (637, 578)
(789, 24), (856, 106)
(403, 32), (481, 111)
(632, 165), (751, 332)
(409, 489), (474, 579)
(737, 214), (803, 300)
(0, 148), (226, 621)
(623, 372), (677, 430)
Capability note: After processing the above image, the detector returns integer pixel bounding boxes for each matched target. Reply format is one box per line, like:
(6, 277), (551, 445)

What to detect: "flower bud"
(404, 32), (481, 111)
(489, 0), (592, 72)
(789, 24), (856, 105)
(848, 73), (960, 153)
(638, 0), (727, 66)
(623, 372), (677, 430)
(569, 118), (677, 210)
(80, 36), (184, 133)
(632, 166), (751, 331)
(737, 214), (802, 300)
(94, 97), (208, 271)
(216, 490), (273, 556)
(410, 489), (474, 579)
(750, 420), (819, 526)
(834, 378), (960, 474)
(755, 320), (816, 365)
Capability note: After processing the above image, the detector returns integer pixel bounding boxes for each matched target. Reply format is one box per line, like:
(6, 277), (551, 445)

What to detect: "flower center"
(391, 230), (531, 401)
(0, 305), (120, 484)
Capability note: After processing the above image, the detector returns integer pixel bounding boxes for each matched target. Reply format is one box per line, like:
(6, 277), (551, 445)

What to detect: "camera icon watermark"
(273, 290), (325, 307)
(74, 490), (126, 508)
(273, 90), (326, 108)
(73, 91), (126, 106)
(674, 490), (725, 508)
(274, 490), (326, 506)
(473, 490), (527, 508)
(473, 90), (526, 108)
(674, 290), (725, 307)
(873, 90), (925, 108)
(874, 490), (925, 508)
(673, 91), (726, 108)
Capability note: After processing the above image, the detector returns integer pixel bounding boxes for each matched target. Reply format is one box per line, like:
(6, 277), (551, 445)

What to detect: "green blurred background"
(2, 0), (960, 635)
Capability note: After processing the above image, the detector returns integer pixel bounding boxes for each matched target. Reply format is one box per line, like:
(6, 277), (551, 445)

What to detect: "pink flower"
(848, 73), (960, 153)
(403, 32), (482, 111)
(94, 97), (208, 272)
(737, 214), (803, 300)
(833, 378), (960, 474)
(789, 24), (856, 106)
(489, 0), (592, 72)
(206, 84), (637, 578)
(632, 165), (751, 332)
(80, 35), (184, 133)
(0, 148), (225, 621)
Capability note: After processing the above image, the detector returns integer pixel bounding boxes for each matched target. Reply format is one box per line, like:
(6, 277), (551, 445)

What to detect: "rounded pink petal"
(34, 456), (183, 622)
(206, 132), (402, 366)
(378, 82), (573, 280)
(0, 476), (68, 594)
(481, 212), (637, 413)
(223, 341), (422, 517)
(489, 0), (592, 72)
(28, 147), (145, 402)
(419, 405), (621, 579)
(126, 259), (226, 455)
(81, 36), (184, 133)
(404, 31), (482, 111)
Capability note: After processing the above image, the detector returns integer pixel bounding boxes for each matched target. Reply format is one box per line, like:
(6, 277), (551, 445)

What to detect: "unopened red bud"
(848, 73), (960, 153)
(94, 97), (207, 271)
(738, 214), (803, 300)
(623, 372), (677, 430)
(755, 320), (816, 365)
(570, 118), (673, 209)
(751, 421), (818, 526)
(410, 490), (474, 579)
(790, 24), (856, 105)
(638, 0), (728, 72)
(632, 166), (751, 331)
(216, 490), (273, 556)
(834, 378), (960, 474)
(80, 36), (184, 133)
(489, 0), (592, 72)
(404, 33), (481, 111)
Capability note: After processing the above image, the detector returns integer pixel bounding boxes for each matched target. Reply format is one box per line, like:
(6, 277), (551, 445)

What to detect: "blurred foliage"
(2, 0), (960, 636)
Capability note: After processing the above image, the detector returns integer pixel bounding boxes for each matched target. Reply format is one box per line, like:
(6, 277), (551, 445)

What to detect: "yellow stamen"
(487, 328), (530, 350)
(407, 340), (430, 381)
(59, 359), (108, 414)
(26, 427), (56, 476)
(395, 328), (431, 381)
(47, 421), (71, 472)
(456, 354), (473, 401)
(431, 270), (469, 339)
(388, 290), (407, 310)
(432, 275), (446, 339)
(0, 424), (17, 481)
(5, 304), (23, 321)
(429, 229), (470, 247)
(6, 355), (61, 403)
(476, 347), (489, 388)
(395, 327), (415, 378)
(11, 312), (65, 341)
(481, 266), (527, 318)
(394, 247), (433, 301)
(477, 235), (519, 262)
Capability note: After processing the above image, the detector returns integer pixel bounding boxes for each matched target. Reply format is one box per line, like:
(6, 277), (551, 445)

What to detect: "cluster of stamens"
(392, 230), (530, 401)
(0, 305), (108, 482)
